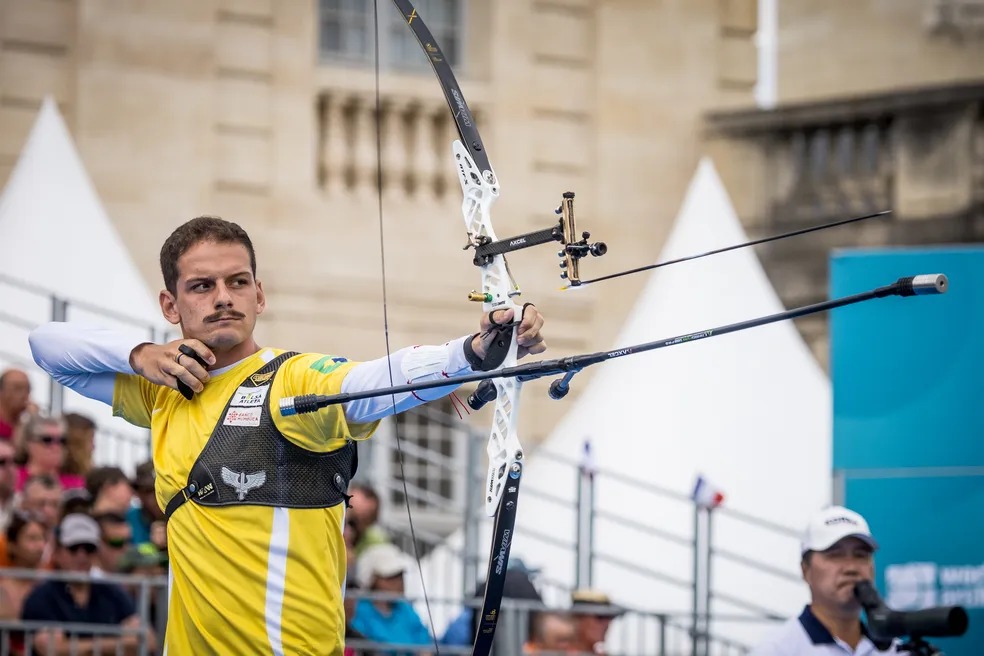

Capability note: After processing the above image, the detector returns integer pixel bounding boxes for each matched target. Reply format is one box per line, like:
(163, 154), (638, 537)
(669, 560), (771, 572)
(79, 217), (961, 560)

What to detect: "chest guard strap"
(165, 352), (357, 520)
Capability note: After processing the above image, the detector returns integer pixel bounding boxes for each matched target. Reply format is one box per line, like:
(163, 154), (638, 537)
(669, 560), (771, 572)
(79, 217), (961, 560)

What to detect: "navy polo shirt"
(749, 606), (900, 655)
(21, 579), (136, 633)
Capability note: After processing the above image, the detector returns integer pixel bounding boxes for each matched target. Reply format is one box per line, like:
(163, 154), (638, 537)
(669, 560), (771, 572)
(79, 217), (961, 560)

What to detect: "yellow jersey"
(113, 347), (378, 655)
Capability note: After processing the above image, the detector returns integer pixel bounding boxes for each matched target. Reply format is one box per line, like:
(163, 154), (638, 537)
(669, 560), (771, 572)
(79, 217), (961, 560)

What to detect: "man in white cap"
(349, 543), (432, 647)
(749, 505), (899, 655)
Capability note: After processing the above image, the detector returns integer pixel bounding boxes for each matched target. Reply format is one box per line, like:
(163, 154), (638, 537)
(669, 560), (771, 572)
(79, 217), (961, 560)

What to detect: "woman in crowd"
(0, 512), (47, 618)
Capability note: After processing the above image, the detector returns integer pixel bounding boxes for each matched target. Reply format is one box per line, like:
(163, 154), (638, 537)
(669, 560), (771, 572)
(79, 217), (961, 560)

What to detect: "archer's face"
(161, 240), (265, 353)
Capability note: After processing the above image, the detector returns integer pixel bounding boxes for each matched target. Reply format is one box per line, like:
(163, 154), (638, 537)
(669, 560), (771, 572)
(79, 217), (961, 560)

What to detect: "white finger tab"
(401, 344), (451, 382)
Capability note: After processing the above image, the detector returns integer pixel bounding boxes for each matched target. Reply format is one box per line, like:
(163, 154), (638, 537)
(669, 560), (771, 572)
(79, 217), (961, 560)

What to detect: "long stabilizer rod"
(280, 273), (947, 416)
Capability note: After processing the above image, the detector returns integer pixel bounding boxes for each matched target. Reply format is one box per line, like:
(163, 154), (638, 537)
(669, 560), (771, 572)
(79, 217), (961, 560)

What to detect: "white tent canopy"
(422, 157), (833, 649)
(0, 97), (167, 470)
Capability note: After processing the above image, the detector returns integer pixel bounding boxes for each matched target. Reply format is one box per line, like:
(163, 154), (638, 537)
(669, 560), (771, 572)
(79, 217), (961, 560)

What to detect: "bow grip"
(478, 322), (515, 371)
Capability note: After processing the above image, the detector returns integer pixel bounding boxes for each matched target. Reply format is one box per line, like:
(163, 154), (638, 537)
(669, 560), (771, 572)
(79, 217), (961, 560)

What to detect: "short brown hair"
(6, 511), (45, 545)
(159, 216), (256, 294)
(64, 413), (96, 432)
(85, 466), (130, 500)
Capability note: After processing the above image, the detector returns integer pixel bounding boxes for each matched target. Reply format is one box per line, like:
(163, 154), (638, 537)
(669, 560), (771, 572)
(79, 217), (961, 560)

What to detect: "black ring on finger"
(177, 343), (203, 366)
(174, 352), (184, 365)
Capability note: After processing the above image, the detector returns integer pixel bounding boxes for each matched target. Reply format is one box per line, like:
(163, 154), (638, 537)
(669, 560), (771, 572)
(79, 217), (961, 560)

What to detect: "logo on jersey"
(223, 406), (262, 427)
(221, 467), (266, 501)
(309, 356), (348, 375)
(231, 385), (269, 408)
(250, 371), (274, 386)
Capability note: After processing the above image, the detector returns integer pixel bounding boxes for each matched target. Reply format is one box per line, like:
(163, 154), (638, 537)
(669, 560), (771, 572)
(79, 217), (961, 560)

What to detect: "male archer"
(29, 216), (546, 654)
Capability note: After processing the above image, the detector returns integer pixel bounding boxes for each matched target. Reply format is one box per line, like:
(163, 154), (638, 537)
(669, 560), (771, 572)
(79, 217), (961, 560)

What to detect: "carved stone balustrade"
(705, 81), (984, 369)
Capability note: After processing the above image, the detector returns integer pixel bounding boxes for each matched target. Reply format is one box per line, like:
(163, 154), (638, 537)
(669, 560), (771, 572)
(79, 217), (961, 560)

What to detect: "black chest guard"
(165, 351), (357, 520)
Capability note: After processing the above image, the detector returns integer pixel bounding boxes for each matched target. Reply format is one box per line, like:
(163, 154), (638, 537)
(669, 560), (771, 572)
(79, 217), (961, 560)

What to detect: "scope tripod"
(897, 635), (946, 656)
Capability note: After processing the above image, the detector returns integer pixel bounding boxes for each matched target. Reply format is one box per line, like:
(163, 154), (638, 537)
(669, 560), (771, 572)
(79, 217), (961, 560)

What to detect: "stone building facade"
(0, 0), (981, 446)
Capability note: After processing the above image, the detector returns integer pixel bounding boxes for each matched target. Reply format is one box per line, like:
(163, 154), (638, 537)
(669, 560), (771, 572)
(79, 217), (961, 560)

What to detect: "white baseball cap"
(58, 513), (101, 548)
(801, 505), (878, 555)
(356, 543), (408, 589)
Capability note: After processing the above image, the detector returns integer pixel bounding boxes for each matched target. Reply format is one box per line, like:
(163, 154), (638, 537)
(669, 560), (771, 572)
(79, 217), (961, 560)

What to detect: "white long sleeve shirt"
(28, 321), (475, 423)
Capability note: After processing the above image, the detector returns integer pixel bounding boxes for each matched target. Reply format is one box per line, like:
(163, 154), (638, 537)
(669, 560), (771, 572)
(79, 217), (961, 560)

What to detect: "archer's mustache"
(205, 311), (246, 323)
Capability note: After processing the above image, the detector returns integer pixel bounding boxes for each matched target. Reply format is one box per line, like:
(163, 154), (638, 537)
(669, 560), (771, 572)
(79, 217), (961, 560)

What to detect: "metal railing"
(358, 404), (799, 655)
(0, 568), (775, 656)
(0, 568), (164, 656)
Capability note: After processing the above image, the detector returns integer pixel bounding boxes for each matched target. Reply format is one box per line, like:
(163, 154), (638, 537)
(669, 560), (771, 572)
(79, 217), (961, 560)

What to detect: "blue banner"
(831, 246), (984, 656)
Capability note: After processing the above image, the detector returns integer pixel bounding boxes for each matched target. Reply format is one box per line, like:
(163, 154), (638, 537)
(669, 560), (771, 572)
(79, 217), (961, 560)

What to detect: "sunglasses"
(34, 436), (65, 446)
(67, 543), (97, 555)
(103, 536), (130, 550)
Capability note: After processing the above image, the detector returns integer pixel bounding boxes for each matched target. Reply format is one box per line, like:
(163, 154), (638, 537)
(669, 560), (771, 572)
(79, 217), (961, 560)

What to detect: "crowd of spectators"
(342, 481), (621, 655)
(0, 368), (162, 652)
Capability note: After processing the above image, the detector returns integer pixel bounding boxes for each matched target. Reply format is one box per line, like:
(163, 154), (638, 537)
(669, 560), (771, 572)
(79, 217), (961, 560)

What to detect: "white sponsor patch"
(231, 385), (269, 408)
(223, 406), (262, 427)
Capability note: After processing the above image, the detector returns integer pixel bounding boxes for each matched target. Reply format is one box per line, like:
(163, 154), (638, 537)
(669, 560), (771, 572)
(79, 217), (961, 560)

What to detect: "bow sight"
(465, 191), (607, 294)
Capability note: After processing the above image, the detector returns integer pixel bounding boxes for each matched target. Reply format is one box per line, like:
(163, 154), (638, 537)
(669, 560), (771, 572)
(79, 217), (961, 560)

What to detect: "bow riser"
(451, 140), (526, 517)
(486, 374), (523, 515)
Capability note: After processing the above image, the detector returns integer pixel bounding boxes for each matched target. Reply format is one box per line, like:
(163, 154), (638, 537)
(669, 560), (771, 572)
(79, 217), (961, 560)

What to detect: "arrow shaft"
(569, 210), (890, 288)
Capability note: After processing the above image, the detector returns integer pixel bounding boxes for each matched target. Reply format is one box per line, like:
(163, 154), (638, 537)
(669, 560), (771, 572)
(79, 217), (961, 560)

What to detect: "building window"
(318, 0), (464, 71)
(386, 396), (466, 511)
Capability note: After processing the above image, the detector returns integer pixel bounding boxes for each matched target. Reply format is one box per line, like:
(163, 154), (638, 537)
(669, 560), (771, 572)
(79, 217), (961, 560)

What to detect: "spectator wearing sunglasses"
(0, 511), (47, 619)
(21, 513), (154, 653)
(91, 512), (132, 577)
(15, 416), (84, 493)
(85, 466), (134, 517)
(0, 439), (18, 533)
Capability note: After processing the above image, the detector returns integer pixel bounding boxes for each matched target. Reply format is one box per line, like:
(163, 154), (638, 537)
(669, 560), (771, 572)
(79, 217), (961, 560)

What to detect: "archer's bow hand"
(467, 305), (546, 370)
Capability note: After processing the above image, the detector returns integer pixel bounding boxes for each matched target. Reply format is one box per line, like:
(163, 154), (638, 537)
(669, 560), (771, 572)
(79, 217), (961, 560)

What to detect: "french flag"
(691, 475), (725, 509)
